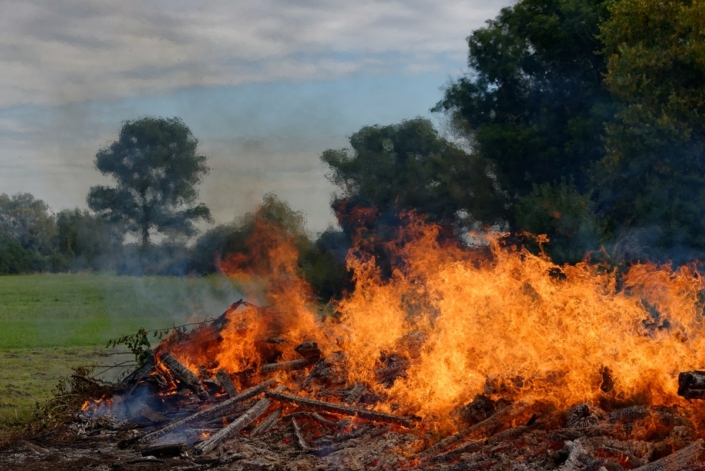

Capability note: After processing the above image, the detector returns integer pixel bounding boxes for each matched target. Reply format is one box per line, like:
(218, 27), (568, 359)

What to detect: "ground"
(0, 274), (242, 427)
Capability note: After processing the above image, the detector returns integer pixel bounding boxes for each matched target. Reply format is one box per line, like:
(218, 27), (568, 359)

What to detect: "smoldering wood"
(215, 369), (238, 397)
(632, 439), (705, 471)
(250, 409), (281, 437)
(311, 412), (338, 428)
(295, 341), (322, 360)
(265, 390), (419, 427)
(559, 439), (586, 471)
(429, 440), (484, 464)
(140, 405), (168, 423)
(678, 371), (705, 399)
(291, 417), (309, 451)
(138, 378), (276, 444)
(160, 351), (209, 400)
(610, 405), (649, 422)
(193, 397), (271, 455)
(261, 358), (314, 374)
(345, 384), (367, 405)
(416, 402), (533, 460)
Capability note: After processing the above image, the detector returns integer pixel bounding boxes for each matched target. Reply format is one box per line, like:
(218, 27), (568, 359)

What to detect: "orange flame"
(171, 215), (705, 429)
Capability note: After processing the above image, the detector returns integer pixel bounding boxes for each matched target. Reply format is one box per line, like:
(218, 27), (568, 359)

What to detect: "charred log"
(194, 397), (271, 455)
(291, 418), (309, 450)
(160, 351), (208, 400)
(215, 369), (238, 397)
(261, 359), (314, 374)
(633, 439), (705, 471)
(265, 390), (419, 427)
(678, 371), (705, 399)
(139, 378), (276, 444)
(416, 402), (535, 460)
(295, 342), (322, 360)
(250, 409), (281, 437)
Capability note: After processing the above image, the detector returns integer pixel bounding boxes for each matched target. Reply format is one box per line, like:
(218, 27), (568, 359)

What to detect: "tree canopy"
(594, 0), (705, 257)
(434, 0), (614, 205)
(87, 117), (212, 247)
(321, 117), (506, 237)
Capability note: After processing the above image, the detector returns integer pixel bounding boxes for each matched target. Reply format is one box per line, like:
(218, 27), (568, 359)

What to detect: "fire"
(169, 214), (705, 428)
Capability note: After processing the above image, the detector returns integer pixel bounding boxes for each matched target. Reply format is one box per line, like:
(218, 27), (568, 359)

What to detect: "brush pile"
(5, 299), (705, 471)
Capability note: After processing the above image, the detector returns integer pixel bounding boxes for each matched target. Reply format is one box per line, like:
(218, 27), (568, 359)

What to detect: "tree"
(321, 117), (506, 238)
(434, 0), (615, 209)
(87, 117), (212, 247)
(55, 208), (123, 270)
(594, 0), (705, 257)
(0, 192), (56, 254)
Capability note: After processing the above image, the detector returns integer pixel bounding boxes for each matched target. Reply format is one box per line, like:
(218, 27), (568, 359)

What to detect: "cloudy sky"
(0, 0), (509, 234)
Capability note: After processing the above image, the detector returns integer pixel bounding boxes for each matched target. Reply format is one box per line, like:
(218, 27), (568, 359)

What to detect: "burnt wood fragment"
(139, 378), (276, 444)
(291, 417), (309, 450)
(215, 369), (238, 397)
(374, 353), (410, 388)
(457, 394), (496, 426)
(302, 351), (347, 388)
(140, 405), (168, 424)
(160, 351), (209, 400)
(679, 371), (705, 399)
(265, 390), (419, 427)
(194, 397), (271, 455)
(345, 384), (367, 405)
(295, 341), (322, 360)
(610, 405), (649, 422)
(416, 402), (534, 460)
(632, 439), (705, 471)
(250, 409), (281, 437)
(261, 358), (314, 374)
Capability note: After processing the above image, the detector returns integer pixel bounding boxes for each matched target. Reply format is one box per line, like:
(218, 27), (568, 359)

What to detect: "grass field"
(0, 274), (242, 427)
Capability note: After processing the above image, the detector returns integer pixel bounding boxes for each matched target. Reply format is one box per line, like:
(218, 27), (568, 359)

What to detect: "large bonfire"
(14, 215), (705, 470)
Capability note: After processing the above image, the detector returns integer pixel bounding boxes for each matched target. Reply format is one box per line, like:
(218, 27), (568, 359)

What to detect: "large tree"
(594, 0), (705, 257)
(88, 117), (212, 247)
(434, 0), (615, 207)
(321, 117), (506, 237)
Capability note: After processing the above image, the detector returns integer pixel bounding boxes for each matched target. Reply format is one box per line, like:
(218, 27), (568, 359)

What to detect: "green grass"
(0, 273), (242, 427)
(0, 273), (241, 349)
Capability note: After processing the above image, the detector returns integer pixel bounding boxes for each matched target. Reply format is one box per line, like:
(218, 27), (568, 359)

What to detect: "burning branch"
(139, 378), (276, 444)
(193, 397), (272, 455)
(265, 389), (420, 427)
(160, 351), (208, 400)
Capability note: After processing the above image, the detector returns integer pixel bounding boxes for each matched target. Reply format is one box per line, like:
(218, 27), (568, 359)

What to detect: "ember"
(14, 219), (705, 469)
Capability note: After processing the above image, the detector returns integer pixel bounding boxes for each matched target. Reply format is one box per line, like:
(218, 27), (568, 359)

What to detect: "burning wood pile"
(10, 222), (705, 470)
(15, 298), (704, 470)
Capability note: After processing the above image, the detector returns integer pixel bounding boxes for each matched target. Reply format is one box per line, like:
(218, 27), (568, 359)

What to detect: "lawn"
(0, 273), (242, 427)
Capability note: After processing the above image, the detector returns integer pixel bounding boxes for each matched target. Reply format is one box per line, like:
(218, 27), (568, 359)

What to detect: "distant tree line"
(3, 0), (703, 301)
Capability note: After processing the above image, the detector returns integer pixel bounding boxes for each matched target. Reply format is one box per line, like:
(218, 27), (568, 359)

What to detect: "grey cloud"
(0, 0), (508, 107)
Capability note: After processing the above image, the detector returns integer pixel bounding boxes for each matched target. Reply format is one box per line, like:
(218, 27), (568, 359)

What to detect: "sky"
(0, 0), (510, 235)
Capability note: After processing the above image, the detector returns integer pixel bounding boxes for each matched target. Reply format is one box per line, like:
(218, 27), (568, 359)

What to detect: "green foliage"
(87, 117), (212, 247)
(0, 238), (46, 275)
(107, 326), (178, 365)
(0, 193), (57, 255)
(595, 0), (705, 256)
(321, 117), (506, 233)
(516, 180), (604, 263)
(434, 0), (615, 207)
(55, 208), (123, 270)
